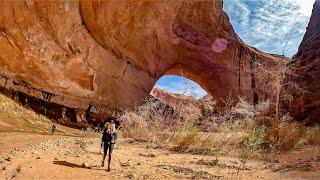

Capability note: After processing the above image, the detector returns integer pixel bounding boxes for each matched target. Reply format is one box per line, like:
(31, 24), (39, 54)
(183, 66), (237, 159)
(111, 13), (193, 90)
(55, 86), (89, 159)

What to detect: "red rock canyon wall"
(0, 0), (306, 122)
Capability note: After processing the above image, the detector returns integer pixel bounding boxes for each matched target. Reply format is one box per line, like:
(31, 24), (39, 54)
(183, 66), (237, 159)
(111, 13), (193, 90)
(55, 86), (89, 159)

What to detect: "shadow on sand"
(53, 160), (104, 170)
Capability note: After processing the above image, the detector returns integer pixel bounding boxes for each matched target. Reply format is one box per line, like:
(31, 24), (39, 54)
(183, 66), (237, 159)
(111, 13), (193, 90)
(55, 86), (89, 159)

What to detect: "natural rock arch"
(1, 0), (316, 122)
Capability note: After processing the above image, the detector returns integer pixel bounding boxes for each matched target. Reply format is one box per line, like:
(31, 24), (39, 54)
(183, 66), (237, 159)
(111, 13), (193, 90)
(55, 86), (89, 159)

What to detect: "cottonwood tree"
(255, 53), (306, 122)
(254, 16), (308, 122)
(255, 59), (288, 121)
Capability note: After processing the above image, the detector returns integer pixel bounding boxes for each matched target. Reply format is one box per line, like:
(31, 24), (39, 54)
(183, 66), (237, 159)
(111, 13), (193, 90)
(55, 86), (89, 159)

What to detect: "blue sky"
(155, 0), (314, 99)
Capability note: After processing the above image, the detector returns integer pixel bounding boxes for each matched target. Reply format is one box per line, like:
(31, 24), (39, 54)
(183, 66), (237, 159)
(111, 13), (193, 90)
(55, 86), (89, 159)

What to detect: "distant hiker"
(51, 124), (56, 135)
(101, 119), (118, 171)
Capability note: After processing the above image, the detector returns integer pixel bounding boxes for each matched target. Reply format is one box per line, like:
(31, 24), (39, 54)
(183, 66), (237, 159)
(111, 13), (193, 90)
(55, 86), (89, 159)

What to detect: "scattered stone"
(157, 164), (222, 179)
(5, 157), (11, 161)
(196, 159), (247, 171)
(273, 162), (314, 172)
(81, 162), (91, 169)
(127, 172), (138, 179)
(11, 165), (22, 179)
(120, 162), (130, 167)
(139, 153), (156, 158)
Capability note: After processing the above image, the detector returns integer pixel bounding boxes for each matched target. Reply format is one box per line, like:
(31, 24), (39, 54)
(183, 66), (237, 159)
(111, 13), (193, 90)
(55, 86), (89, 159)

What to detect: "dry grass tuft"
(264, 121), (304, 151)
(305, 125), (320, 145)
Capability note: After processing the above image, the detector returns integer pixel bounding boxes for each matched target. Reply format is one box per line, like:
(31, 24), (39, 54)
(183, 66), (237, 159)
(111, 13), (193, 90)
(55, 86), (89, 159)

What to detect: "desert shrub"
(243, 126), (265, 158)
(121, 111), (150, 141)
(218, 97), (259, 133)
(120, 96), (249, 155)
(305, 125), (320, 145)
(200, 95), (216, 117)
(255, 100), (274, 126)
(121, 94), (318, 156)
(232, 97), (255, 120)
(219, 119), (255, 133)
(121, 97), (202, 144)
(173, 126), (200, 152)
(264, 120), (304, 152)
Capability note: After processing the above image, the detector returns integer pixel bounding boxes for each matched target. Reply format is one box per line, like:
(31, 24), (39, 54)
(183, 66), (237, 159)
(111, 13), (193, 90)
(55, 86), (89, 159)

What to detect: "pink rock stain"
(212, 38), (228, 53)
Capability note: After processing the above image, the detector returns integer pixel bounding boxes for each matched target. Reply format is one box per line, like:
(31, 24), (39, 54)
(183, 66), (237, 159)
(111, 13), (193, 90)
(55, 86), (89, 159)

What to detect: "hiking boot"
(101, 162), (104, 167)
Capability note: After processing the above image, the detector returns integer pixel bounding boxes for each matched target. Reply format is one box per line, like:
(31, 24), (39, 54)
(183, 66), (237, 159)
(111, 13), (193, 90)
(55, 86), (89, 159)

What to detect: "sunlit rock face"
(290, 0), (320, 124)
(150, 88), (201, 112)
(0, 0), (283, 121)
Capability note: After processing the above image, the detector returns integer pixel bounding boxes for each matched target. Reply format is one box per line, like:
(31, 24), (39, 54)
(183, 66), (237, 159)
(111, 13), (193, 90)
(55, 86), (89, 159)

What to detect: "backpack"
(102, 130), (117, 144)
(111, 132), (117, 144)
(102, 130), (112, 143)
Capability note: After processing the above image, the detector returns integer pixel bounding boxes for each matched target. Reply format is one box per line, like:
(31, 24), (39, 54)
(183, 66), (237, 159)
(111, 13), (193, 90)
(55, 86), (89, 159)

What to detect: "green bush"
(243, 126), (265, 158)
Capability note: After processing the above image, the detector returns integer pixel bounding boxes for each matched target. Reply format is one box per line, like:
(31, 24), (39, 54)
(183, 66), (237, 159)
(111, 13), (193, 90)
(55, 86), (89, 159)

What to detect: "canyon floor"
(0, 95), (320, 180)
(0, 131), (319, 180)
(0, 93), (320, 179)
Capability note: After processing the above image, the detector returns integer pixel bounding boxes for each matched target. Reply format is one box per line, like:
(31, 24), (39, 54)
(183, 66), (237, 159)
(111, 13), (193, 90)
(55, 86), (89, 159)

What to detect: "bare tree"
(178, 69), (198, 98)
(255, 58), (307, 122)
(255, 60), (287, 121)
(280, 16), (298, 57)
(182, 79), (197, 97)
(253, 17), (307, 121)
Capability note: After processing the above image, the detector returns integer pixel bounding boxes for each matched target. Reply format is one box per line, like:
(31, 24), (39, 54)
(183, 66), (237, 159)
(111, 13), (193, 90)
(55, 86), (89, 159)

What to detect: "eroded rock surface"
(150, 88), (201, 112)
(289, 0), (320, 124)
(0, 0), (286, 122)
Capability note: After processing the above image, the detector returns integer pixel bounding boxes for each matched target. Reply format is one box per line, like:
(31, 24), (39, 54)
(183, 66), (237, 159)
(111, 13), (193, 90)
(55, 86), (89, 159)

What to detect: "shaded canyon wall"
(289, 0), (320, 124)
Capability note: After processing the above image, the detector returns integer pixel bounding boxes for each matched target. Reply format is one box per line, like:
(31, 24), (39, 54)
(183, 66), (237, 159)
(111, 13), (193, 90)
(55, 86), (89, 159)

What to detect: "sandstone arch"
(0, 0), (297, 121)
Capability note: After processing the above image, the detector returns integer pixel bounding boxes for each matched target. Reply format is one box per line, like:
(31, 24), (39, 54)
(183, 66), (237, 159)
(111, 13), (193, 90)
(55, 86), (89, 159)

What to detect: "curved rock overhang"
(0, 0), (293, 122)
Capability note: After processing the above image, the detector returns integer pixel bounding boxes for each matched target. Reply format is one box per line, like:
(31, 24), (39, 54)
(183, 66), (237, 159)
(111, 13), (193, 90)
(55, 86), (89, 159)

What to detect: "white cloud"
(223, 0), (314, 57)
(288, 0), (315, 15)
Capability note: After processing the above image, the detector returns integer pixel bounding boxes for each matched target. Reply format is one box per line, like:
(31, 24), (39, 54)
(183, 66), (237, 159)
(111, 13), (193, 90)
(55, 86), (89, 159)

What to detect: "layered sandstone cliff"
(0, 0), (286, 122)
(150, 88), (201, 111)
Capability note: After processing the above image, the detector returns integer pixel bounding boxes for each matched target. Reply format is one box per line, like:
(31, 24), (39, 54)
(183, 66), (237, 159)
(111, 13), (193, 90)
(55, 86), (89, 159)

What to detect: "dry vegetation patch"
(120, 95), (320, 162)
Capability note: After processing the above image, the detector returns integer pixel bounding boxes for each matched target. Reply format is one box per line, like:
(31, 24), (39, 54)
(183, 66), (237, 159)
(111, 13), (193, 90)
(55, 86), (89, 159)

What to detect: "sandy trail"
(0, 133), (319, 180)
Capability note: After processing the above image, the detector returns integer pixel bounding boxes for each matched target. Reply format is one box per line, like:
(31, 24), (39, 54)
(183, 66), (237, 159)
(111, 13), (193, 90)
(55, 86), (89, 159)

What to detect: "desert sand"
(0, 131), (319, 180)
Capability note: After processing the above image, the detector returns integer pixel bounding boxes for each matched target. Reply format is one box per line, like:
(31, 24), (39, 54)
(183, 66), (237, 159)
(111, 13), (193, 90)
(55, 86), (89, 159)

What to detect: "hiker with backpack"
(101, 119), (118, 171)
